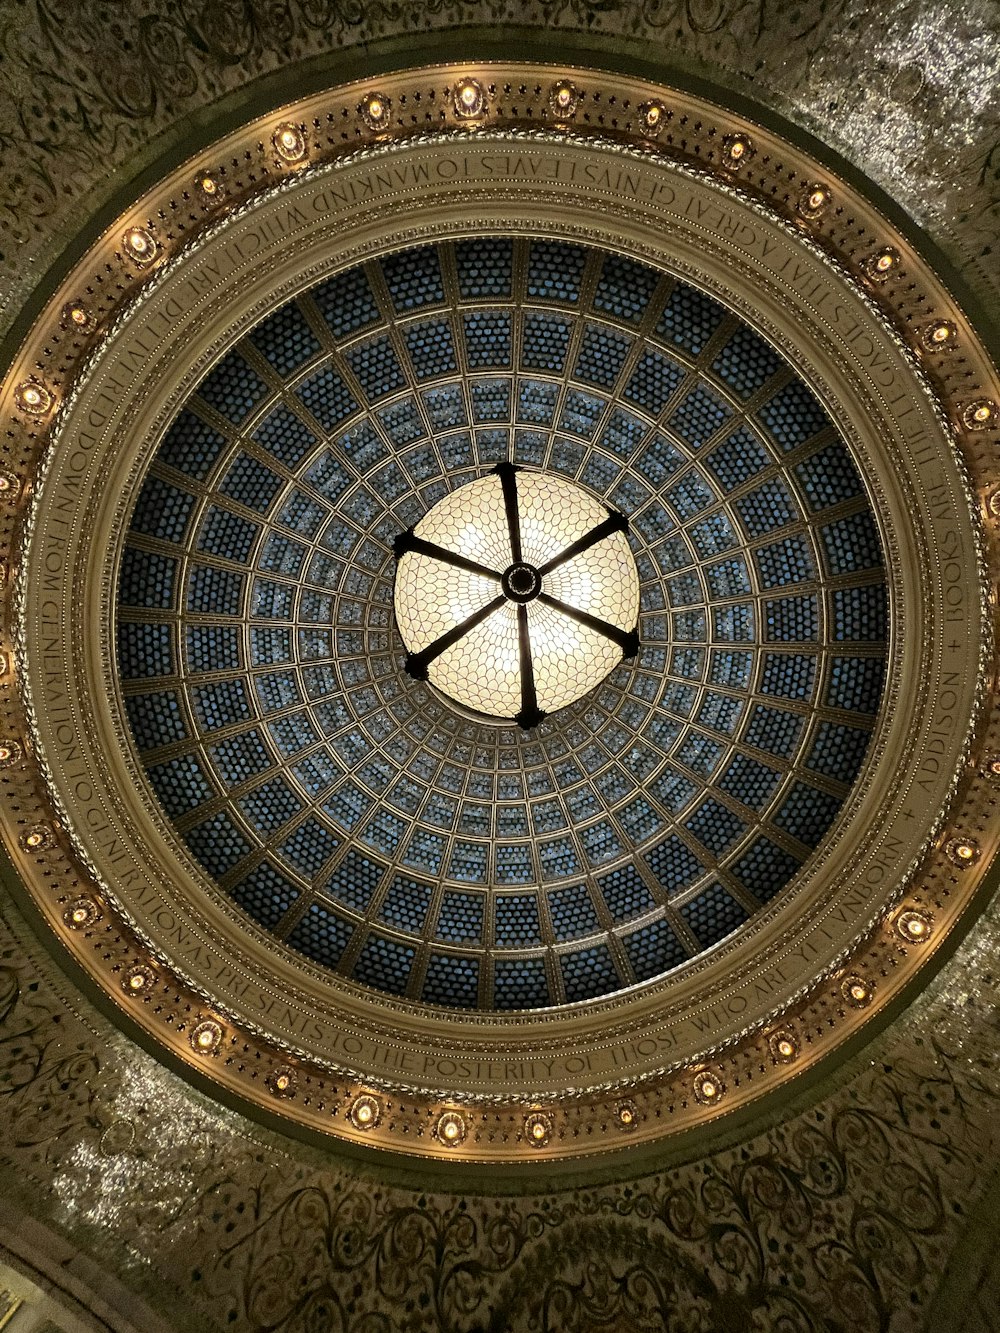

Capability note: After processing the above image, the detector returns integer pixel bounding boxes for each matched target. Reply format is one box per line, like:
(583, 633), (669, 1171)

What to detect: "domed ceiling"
(115, 237), (886, 1012)
(3, 60), (996, 1167)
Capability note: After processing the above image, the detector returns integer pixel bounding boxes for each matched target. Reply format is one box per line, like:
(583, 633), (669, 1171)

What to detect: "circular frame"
(2, 62), (997, 1163)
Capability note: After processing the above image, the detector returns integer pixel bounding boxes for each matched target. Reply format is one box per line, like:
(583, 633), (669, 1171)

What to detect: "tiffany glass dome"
(114, 237), (887, 1012)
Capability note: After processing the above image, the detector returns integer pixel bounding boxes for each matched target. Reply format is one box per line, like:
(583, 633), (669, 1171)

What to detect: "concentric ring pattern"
(114, 238), (887, 1011)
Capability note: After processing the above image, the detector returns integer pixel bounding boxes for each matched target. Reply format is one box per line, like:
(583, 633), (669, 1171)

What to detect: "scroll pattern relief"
(1, 0), (998, 342)
(2, 885), (1000, 1332)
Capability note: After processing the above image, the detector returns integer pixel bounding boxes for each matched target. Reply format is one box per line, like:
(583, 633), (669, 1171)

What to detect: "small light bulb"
(647, 106), (660, 124)
(200, 176), (216, 194)
(369, 99), (382, 118)
(620, 1108), (633, 1123)
(976, 405), (992, 421)
(461, 84), (477, 107)
(198, 1029), (214, 1047)
(129, 973), (145, 989)
(809, 190), (826, 209)
(72, 907), (88, 924)
(778, 1039), (795, 1058)
(851, 982), (867, 1001)
(932, 325), (949, 343)
(0, 477), (9, 492)
(357, 1102), (372, 1122)
(26, 832), (43, 848)
(702, 1079), (716, 1096)
(0, 746), (10, 762)
(877, 253), (893, 272)
(445, 1120), (458, 1138)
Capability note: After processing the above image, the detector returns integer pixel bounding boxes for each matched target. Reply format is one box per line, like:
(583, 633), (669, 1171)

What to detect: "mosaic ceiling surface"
(115, 237), (887, 1010)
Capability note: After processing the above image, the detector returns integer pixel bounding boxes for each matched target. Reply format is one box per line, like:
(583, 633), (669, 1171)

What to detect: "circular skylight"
(114, 236), (887, 1012)
(393, 467), (639, 726)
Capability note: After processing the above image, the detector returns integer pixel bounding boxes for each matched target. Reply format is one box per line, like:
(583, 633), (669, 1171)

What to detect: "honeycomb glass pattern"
(114, 237), (889, 1012)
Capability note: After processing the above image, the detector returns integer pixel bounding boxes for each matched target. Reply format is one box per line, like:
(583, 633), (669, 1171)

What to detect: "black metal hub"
(502, 562), (541, 603)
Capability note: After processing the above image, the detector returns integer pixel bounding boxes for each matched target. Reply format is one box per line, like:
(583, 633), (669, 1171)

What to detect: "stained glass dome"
(115, 237), (887, 1011)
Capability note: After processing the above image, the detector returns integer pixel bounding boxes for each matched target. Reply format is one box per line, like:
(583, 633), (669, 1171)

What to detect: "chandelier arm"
(535, 510), (629, 577)
(393, 530), (502, 582)
(403, 594), (506, 679)
(495, 460), (523, 565)
(514, 603), (544, 730)
(536, 593), (640, 657)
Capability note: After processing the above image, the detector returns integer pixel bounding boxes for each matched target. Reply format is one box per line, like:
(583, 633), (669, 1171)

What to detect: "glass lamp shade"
(393, 467), (640, 726)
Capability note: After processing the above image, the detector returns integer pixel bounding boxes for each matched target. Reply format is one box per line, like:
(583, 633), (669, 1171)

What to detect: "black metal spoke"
(404, 595), (505, 680)
(393, 529), (503, 583)
(494, 461), (523, 565)
(514, 603), (545, 730)
(537, 592), (639, 657)
(536, 510), (629, 577)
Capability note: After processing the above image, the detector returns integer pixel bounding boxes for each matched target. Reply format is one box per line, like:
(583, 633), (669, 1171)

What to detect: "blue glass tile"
(382, 246), (444, 310)
(494, 893), (542, 947)
(574, 323), (633, 387)
(758, 380), (829, 450)
(732, 837), (801, 902)
(229, 860), (299, 931)
(527, 240), (586, 303)
(754, 533), (815, 587)
(130, 475), (196, 544)
(582, 452), (621, 495)
(463, 310), (512, 368)
(594, 254), (660, 324)
(185, 809), (252, 877)
(580, 820), (623, 866)
(324, 781), (374, 831)
(735, 479), (798, 537)
(705, 425), (771, 489)
(448, 840), (489, 882)
(705, 556), (751, 597)
(521, 309), (571, 372)
(249, 302), (321, 375)
(558, 389), (605, 439)
(696, 692), (744, 735)
(209, 728), (272, 786)
(119, 548), (175, 608)
(517, 379), (558, 425)
(197, 506), (258, 563)
(832, 585), (886, 641)
(252, 404), (318, 468)
(191, 677), (251, 731)
(600, 409), (647, 459)
(252, 580), (293, 619)
(325, 849), (383, 912)
(712, 604), (754, 641)
(806, 718), (873, 783)
(186, 565), (245, 616)
(493, 957), (550, 1009)
(421, 384), (466, 431)
(277, 817), (339, 877)
(268, 710), (317, 755)
(239, 776), (302, 833)
(471, 378), (511, 422)
(645, 834), (704, 895)
(826, 656), (885, 714)
(124, 693), (186, 757)
(666, 470), (714, 518)
(635, 436), (685, 492)
(254, 670), (301, 713)
(623, 918), (687, 981)
(743, 702), (803, 758)
(495, 843), (535, 884)
(455, 237), (513, 298)
(401, 829), (446, 876)
(712, 325), (782, 398)
(352, 932), (415, 995)
(220, 453), (284, 513)
(538, 836), (579, 881)
(344, 336), (405, 399)
(422, 954), (480, 1008)
(794, 441), (863, 511)
(311, 267), (380, 337)
(196, 353), (269, 424)
(774, 781), (842, 847)
(717, 753), (781, 811)
(404, 318), (457, 379)
(287, 902), (352, 970)
(691, 512), (738, 558)
(560, 943), (620, 1002)
(760, 652), (817, 701)
(279, 490), (328, 537)
(657, 282), (726, 355)
(296, 364), (357, 431)
(435, 891), (484, 944)
(548, 884), (601, 940)
(158, 410), (227, 481)
(380, 876), (431, 933)
(709, 649), (753, 689)
(622, 348), (684, 414)
(147, 753), (213, 819)
(685, 798), (746, 854)
(765, 595), (818, 642)
(668, 384), (732, 448)
(821, 512), (883, 575)
(598, 864), (655, 922)
(117, 621), (173, 678)
(680, 883), (749, 948)
(617, 796), (665, 843)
